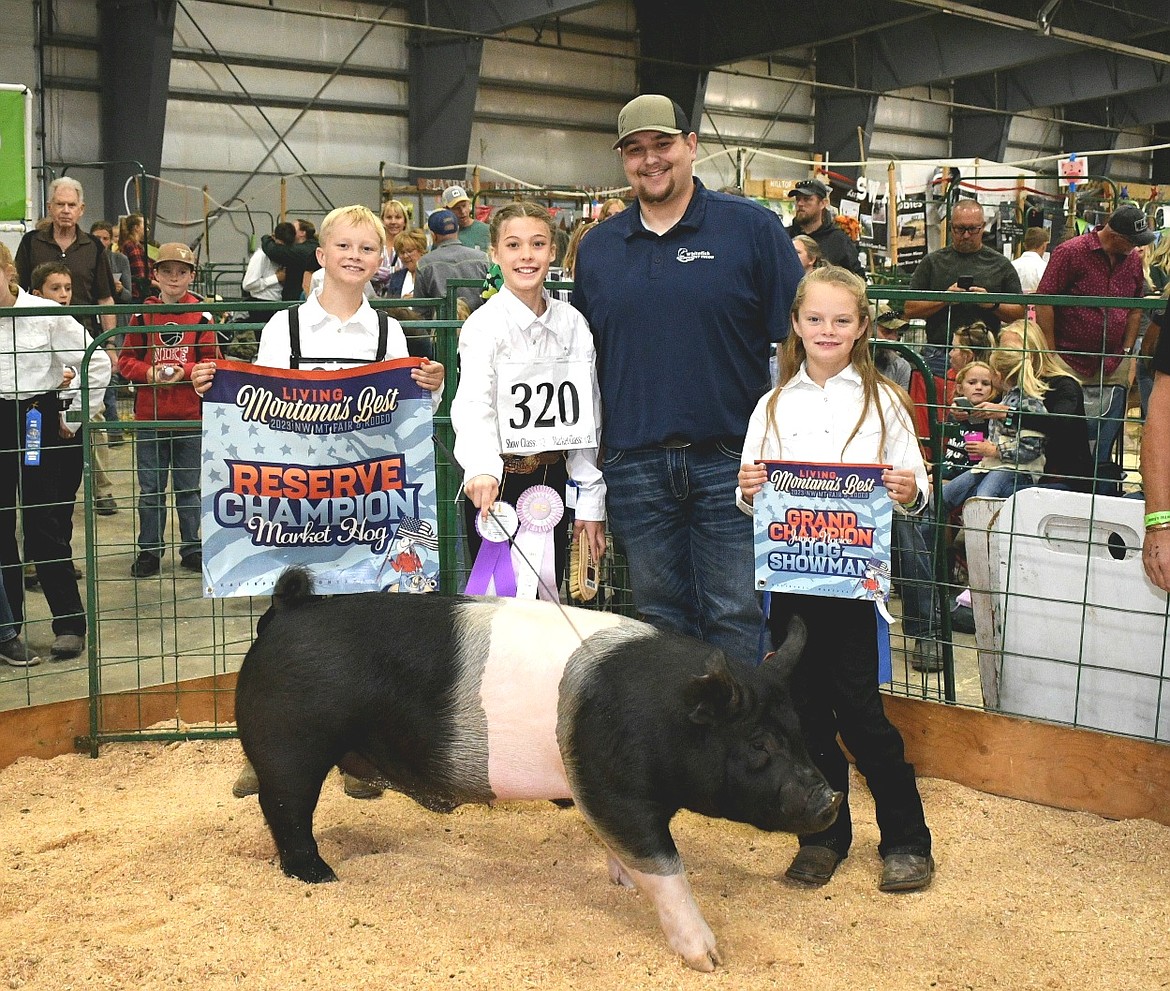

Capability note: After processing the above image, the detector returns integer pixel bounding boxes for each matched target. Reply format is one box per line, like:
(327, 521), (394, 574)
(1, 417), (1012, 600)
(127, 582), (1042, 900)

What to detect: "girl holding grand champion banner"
(735, 266), (935, 895)
(452, 202), (605, 601)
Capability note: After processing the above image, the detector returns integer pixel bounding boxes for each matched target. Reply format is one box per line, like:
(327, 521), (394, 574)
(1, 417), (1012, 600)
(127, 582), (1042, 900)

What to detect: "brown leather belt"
(501, 451), (562, 475)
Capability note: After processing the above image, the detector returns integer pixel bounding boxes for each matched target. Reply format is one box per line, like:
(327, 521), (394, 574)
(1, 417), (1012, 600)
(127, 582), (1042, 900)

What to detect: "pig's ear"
(763, 613), (807, 684)
(684, 653), (747, 725)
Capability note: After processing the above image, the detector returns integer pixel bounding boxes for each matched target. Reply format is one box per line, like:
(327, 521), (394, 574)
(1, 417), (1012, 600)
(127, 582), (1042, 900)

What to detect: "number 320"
(510, 381), (580, 429)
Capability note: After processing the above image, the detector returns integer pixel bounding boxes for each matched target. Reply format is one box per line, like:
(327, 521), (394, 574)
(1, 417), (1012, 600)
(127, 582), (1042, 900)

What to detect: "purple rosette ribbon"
(514, 485), (565, 602)
(464, 501), (519, 597)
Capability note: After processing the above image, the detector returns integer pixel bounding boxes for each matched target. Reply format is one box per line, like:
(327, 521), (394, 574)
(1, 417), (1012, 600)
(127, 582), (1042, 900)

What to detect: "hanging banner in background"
(200, 359), (438, 597)
(893, 194), (928, 272)
(0, 86), (29, 222)
(753, 460), (893, 602)
(858, 193), (886, 265)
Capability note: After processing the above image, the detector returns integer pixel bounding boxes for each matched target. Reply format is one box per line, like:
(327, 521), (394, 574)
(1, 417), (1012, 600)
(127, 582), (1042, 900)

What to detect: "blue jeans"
(891, 512), (940, 640)
(942, 468), (1029, 514)
(920, 344), (949, 379)
(1085, 384), (1127, 490)
(102, 387), (121, 425)
(602, 443), (762, 667)
(136, 428), (202, 559)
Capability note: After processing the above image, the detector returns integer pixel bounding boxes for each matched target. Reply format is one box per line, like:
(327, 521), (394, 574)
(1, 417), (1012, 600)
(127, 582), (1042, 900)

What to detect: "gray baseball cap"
(614, 94), (691, 149)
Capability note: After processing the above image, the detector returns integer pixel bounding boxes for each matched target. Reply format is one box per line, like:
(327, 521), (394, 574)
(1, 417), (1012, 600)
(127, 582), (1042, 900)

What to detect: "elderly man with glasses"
(903, 198), (1025, 377)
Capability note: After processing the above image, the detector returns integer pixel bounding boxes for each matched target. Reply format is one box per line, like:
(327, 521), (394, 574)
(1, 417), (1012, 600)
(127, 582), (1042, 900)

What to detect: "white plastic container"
(988, 489), (1170, 741)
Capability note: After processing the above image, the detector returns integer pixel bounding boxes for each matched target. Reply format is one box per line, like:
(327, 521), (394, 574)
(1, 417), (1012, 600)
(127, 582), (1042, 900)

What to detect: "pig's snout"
(808, 786), (842, 831)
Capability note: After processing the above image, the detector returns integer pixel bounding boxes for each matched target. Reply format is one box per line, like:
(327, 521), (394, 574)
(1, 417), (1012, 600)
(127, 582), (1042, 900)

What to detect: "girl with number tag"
(735, 266), (935, 895)
(452, 202), (606, 601)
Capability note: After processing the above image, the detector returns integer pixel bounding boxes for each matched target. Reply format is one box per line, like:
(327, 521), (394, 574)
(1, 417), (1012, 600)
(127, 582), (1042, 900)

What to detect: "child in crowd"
(119, 243), (219, 578)
(997, 319), (1093, 492)
(793, 234), (826, 274)
(192, 204), (445, 802)
(942, 326), (1051, 513)
(118, 213), (153, 302)
(0, 243), (106, 661)
(943, 321), (996, 410)
(452, 202), (606, 596)
(940, 360), (998, 481)
(29, 262), (113, 565)
(737, 266), (934, 894)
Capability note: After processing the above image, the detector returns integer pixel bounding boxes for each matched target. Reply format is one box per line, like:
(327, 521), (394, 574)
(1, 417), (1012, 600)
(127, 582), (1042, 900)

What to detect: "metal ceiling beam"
(853, 16), (1078, 91)
(892, 0), (1170, 66)
(1060, 102), (1119, 179)
(952, 75), (1012, 164)
(998, 51), (1170, 114)
(659, 0), (934, 65)
(812, 39), (877, 182)
(1078, 89), (1170, 130)
(405, 1), (597, 177)
(99, 0), (176, 222)
(463, 0), (600, 34)
(407, 1), (484, 179)
(633, 0), (709, 139)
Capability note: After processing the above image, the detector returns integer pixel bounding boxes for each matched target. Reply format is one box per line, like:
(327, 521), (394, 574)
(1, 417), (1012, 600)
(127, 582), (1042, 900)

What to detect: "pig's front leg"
(614, 858), (723, 972)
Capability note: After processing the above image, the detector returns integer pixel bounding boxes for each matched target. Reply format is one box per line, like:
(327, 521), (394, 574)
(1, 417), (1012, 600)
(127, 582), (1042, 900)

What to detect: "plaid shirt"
(1036, 228), (1145, 380)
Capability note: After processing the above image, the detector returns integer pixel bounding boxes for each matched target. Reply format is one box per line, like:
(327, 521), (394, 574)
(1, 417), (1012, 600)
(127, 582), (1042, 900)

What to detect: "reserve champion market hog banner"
(200, 358), (438, 596)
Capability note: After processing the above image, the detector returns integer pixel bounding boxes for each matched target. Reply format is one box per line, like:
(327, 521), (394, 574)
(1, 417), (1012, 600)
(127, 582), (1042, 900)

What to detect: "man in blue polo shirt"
(573, 94), (805, 667)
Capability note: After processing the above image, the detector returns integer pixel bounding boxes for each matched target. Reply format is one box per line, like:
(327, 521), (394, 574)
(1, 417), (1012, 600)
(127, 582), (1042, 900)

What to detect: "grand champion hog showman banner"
(200, 359), (438, 597)
(753, 460), (893, 601)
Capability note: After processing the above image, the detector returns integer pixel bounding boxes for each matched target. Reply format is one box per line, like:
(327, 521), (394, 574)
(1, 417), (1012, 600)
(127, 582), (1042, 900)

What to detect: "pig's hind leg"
(255, 753), (338, 883)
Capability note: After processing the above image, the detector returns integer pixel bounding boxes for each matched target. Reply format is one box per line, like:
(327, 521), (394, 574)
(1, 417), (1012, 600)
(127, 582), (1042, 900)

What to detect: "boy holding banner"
(192, 205), (444, 801)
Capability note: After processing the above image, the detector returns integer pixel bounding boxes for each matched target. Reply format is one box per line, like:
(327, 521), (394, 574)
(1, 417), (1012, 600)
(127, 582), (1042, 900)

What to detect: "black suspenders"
(287, 305), (389, 369)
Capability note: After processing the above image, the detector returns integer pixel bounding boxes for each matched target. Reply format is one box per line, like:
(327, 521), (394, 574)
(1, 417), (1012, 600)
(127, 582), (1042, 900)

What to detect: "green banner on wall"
(0, 89), (28, 221)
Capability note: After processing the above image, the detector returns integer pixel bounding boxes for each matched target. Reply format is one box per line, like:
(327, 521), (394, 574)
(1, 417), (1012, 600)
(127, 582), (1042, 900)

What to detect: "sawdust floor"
(0, 740), (1167, 991)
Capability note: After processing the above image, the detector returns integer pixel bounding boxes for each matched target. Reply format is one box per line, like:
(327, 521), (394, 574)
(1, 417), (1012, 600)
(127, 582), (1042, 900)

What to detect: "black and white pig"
(235, 567), (840, 972)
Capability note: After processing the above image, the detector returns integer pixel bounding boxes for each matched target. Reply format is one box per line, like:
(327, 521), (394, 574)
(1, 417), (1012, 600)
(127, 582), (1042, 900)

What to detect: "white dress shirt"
(737, 361), (928, 515)
(1, 289), (109, 404)
(1012, 251), (1049, 294)
(241, 247), (283, 301)
(256, 290), (440, 407)
(257, 290), (409, 370)
(451, 286), (605, 521)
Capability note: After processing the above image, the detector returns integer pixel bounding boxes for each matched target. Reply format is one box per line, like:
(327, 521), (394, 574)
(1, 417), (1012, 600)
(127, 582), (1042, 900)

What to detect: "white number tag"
(497, 357), (598, 453)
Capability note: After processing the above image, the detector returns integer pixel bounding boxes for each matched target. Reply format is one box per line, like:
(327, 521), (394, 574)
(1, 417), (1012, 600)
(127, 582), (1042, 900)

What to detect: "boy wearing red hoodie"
(119, 243), (219, 577)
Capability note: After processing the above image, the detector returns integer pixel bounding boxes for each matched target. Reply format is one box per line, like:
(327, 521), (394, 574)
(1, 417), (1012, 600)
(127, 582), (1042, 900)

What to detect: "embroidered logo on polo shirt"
(676, 248), (715, 263)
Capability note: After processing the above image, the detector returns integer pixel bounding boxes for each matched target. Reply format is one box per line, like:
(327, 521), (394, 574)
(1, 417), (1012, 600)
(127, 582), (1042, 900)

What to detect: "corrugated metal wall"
(18, 0), (1154, 268)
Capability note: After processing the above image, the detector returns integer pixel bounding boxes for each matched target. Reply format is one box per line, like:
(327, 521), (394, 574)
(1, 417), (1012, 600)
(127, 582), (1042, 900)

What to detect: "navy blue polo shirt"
(573, 179), (803, 450)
